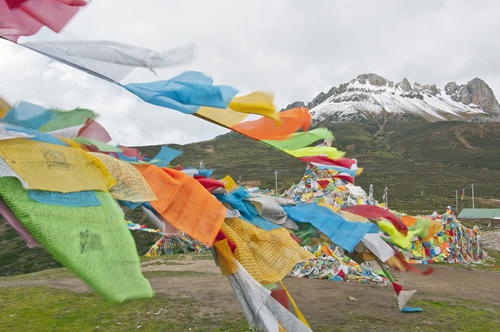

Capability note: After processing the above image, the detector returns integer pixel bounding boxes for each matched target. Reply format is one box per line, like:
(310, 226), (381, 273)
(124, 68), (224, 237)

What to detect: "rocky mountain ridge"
(283, 74), (500, 124)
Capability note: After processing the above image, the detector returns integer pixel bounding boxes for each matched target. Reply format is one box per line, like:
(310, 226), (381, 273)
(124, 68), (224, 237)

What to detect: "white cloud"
(1, 0), (499, 146)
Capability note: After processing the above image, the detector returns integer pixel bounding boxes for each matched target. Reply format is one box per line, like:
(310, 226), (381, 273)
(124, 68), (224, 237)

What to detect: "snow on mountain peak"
(308, 74), (495, 124)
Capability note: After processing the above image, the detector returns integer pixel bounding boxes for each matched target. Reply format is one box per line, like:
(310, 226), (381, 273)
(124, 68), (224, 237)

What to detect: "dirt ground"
(0, 253), (499, 330)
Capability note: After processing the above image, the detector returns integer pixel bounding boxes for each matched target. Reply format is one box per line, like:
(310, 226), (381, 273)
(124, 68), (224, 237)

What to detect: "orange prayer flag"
(229, 108), (311, 141)
(132, 164), (225, 245)
(401, 215), (418, 227)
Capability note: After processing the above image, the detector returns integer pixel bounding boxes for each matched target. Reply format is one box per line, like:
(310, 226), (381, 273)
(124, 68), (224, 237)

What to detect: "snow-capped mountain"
(291, 74), (500, 124)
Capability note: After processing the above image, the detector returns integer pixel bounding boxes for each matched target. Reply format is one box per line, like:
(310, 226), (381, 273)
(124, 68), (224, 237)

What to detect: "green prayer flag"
(0, 177), (154, 303)
(73, 137), (122, 152)
(39, 108), (97, 132)
(261, 128), (333, 151)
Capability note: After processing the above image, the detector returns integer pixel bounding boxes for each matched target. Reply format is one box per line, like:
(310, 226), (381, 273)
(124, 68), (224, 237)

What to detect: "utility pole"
(456, 190), (458, 211)
(383, 187), (388, 207)
(470, 183), (475, 209)
(274, 170), (279, 194)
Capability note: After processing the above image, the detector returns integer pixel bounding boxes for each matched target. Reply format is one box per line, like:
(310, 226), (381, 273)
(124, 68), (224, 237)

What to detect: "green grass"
(141, 271), (209, 278)
(140, 252), (213, 264)
(0, 268), (74, 282)
(1, 282), (498, 332)
(0, 286), (249, 332)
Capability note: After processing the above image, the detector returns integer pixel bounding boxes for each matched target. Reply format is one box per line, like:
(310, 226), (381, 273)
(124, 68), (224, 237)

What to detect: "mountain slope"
(308, 74), (500, 124)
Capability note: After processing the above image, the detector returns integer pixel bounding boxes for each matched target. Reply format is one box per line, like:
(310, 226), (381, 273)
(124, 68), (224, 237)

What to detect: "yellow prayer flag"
(90, 153), (157, 202)
(317, 202), (339, 212)
(221, 218), (313, 284)
(356, 167), (363, 176)
(220, 175), (239, 192)
(283, 146), (345, 160)
(214, 239), (239, 276)
(0, 138), (115, 192)
(228, 91), (280, 125)
(0, 96), (11, 118)
(195, 106), (249, 128)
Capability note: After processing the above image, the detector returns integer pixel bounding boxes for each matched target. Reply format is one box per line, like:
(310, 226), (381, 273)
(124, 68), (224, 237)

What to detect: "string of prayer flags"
(0, 137), (116, 192)
(230, 107), (311, 141)
(0, 176), (154, 303)
(132, 164), (225, 245)
(0, 0), (87, 42)
(123, 71), (238, 114)
(22, 40), (194, 83)
(261, 128), (334, 151)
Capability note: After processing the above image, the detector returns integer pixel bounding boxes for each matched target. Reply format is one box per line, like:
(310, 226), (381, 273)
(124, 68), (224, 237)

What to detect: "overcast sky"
(1, 0), (499, 146)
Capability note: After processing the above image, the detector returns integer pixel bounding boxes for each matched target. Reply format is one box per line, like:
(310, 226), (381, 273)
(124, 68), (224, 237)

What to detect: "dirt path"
(1, 255), (499, 321)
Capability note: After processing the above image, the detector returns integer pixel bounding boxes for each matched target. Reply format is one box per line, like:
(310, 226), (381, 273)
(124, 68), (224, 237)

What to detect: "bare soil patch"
(0, 253), (498, 330)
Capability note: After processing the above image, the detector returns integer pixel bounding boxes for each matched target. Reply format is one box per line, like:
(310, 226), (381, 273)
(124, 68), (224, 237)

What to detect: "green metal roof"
(458, 208), (500, 219)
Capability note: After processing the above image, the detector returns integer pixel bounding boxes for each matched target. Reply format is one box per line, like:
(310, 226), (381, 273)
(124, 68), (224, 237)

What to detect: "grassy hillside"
(0, 208), (161, 276)
(136, 127), (500, 213)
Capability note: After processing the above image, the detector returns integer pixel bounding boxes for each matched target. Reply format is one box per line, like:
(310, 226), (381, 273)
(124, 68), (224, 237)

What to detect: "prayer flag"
(0, 0), (87, 42)
(123, 71), (238, 114)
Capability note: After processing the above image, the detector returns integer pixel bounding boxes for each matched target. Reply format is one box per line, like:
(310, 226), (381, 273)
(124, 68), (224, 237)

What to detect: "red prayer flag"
(0, 0), (87, 42)
(77, 118), (112, 143)
(271, 290), (289, 310)
(333, 174), (355, 183)
(341, 205), (408, 234)
(392, 282), (403, 295)
(298, 156), (356, 169)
